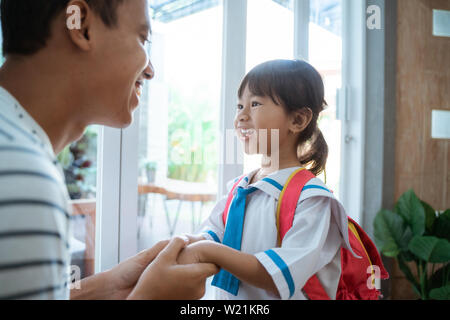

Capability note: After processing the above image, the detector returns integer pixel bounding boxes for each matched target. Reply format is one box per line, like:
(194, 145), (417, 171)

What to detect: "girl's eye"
(252, 101), (262, 107)
(237, 104), (244, 110)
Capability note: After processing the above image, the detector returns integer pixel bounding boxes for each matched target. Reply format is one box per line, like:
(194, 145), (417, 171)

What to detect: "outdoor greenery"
(374, 189), (450, 300)
(57, 126), (98, 199)
(167, 84), (218, 183)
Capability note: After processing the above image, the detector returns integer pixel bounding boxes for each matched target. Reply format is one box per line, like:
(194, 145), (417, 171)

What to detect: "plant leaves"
(395, 189), (425, 236)
(421, 200), (436, 235)
(430, 264), (450, 290)
(374, 209), (409, 257)
(434, 210), (450, 242)
(397, 254), (421, 297)
(398, 226), (414, 253)
(399, 247), (416, 262)
(429, 285), (450, 300)
(408, 236), (450, 263)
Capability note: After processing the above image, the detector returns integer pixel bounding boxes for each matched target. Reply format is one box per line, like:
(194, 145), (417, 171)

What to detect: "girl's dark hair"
(238, 59), (328, 176)
(1, 0), (124, 56)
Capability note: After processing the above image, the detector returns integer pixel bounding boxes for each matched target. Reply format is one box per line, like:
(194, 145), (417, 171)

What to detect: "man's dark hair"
(1, 0), (124, 56)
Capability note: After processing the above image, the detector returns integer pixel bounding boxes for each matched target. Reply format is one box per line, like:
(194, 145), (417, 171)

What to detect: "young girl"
(177, 59), (363, 300)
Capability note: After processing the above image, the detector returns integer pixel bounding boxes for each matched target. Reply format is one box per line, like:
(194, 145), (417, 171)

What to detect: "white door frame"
(95, 126), (122, 272)
(95, 115), (140, 272)
(294, 0), (310, 61)
(339, 0), (367, 224)
(218, 0), (247, 197)
(118, 114), (140, 261)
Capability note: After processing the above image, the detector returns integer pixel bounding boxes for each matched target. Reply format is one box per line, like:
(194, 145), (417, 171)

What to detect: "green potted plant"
(374, 189), (450, 300)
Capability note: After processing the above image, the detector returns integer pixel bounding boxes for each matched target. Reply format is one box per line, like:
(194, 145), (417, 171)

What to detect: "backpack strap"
(276, 168), (331, 300)
(276, 168), (315, 246)
(222, 176), (246, 226)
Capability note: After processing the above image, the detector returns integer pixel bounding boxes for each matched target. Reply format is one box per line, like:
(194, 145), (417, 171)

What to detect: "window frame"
(338, 0), (367, 224)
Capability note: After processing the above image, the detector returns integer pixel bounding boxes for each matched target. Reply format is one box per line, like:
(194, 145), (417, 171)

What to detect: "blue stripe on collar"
(262, 177), (283, 191)
(302, 185), (331, 193)
(261, 177), (331, 194)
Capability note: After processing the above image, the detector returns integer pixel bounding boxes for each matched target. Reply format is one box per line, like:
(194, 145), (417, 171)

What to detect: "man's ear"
(288, 108), (313, 135)
(66, 0), (93, 51)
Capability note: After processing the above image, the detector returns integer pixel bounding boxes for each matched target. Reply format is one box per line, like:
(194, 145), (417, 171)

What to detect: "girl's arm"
(177, 240), (279, 297)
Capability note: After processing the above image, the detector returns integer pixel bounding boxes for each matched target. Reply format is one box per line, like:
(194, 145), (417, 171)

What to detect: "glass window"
(58, 126), (98, 279)
(309, 0), (342, 196)
(243, 0), (342, 195)
(246, 0), (294, 71)
(137, 1), (223, 251)
(244, 0), (294, 173)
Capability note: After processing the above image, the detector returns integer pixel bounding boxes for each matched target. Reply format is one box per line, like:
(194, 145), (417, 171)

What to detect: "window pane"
(246, 0), (294, 71)
(244, 0), (294, 173)
(58, 126), (98, 279)
(137, 1), (223, 250)
(309, 0), (342, 196)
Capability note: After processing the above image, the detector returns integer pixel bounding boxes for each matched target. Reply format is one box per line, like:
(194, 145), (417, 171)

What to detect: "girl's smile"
(237, 128), (256, 141)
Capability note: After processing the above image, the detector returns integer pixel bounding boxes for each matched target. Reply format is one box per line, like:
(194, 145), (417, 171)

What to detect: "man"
(0, 0), (218, 299)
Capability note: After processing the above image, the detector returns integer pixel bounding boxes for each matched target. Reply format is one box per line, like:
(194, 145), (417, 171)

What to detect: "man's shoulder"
(0, 135), (62, 175)
(0, 137), (67, 201)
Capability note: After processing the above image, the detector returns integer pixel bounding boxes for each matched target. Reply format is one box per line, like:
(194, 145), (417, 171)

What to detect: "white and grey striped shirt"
(0, 87), (71, 299)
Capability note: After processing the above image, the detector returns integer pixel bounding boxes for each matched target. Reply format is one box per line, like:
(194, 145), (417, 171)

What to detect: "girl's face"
(234, 85), (294, 156)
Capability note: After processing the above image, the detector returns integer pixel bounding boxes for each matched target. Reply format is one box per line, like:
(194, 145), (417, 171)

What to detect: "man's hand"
(180, 233), (207, 245)
(127, 237), (219, 300)
(71, 239), (170, 300)
(101, 239), (170, 299)
(176, 240), (211, 265)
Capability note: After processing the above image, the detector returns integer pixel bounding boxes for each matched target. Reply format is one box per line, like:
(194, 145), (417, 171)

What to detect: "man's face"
(85, 0), (154, 128)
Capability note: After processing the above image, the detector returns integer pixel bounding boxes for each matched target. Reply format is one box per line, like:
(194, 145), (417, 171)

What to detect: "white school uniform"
(198, 167), (354, 300)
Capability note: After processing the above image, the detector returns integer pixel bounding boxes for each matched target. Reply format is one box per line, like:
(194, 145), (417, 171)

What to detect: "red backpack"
(222, 168), (389, 300)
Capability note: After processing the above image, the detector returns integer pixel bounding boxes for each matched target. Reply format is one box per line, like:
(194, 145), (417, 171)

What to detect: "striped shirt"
(0, 87), (72, 299)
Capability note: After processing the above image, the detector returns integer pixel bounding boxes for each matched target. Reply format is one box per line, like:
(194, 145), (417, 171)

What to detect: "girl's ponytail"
(298, 127), (328, 176)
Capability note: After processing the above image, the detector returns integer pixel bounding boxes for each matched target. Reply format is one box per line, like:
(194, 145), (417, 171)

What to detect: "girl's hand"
(180, 233), (207, 245)
(177, 240), (215, 265)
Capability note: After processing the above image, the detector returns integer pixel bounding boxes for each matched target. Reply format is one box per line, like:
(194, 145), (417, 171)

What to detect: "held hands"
(181, 233), (207, 245)
(100, 239), (170, 300)
(177, 240), (211, 265)
(176, 234), (220, 266)
(127, 237), (219, 300)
